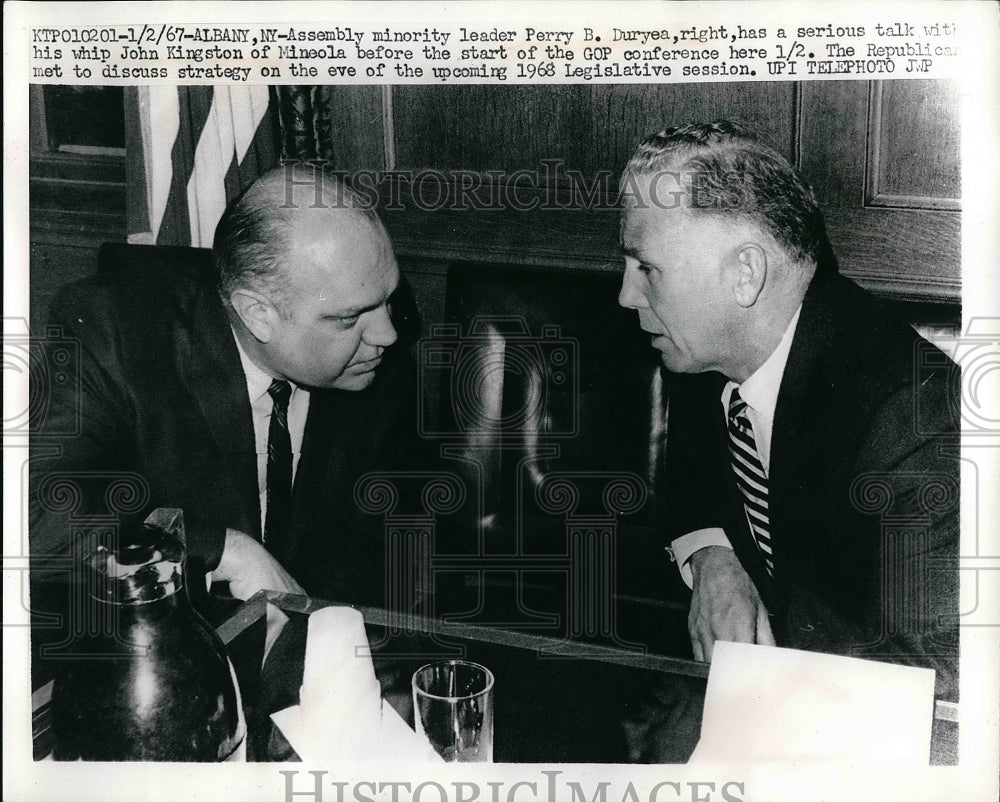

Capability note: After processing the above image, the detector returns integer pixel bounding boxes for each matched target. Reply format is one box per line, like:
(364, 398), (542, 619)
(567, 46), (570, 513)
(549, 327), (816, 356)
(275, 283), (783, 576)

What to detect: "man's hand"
(687, 545), (774, 662)
(214, 529), (305, 601)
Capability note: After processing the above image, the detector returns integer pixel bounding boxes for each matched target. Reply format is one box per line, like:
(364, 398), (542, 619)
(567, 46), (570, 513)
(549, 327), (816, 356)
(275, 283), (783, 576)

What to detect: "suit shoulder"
(814, 275), (959, 435)
(820, 274), (949, 383)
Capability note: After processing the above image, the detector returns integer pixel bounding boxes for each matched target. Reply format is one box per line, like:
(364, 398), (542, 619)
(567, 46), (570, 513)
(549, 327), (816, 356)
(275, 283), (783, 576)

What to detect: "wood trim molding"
(381, 84), (395, 171)
(382, 204), (960, 305)
(865, 81), (962, 212)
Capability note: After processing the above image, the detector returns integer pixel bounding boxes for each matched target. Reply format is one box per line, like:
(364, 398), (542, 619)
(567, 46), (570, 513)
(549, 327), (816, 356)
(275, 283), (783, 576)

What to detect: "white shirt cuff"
(669, 527), (733, 588)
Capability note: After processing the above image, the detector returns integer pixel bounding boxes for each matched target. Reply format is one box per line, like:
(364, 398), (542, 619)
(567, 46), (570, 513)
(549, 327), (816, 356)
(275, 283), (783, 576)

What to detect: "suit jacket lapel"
(282, 390), (337, 561)
(769, 272), (843, 582)
(708, 269), (841, 606)
(180, 288), (261, 539)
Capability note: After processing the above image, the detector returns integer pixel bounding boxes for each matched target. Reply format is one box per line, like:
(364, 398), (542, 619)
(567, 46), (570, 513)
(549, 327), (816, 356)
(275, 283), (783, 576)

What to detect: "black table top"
(237, 591), (708, 763)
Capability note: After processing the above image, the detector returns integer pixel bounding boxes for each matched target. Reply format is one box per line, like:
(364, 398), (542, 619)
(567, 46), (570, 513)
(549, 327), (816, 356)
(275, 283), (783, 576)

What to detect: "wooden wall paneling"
(312, 85), (387, 172)
(384, 206), (621, 272)
(798, 80), (870, 208)
(391, 85), (593, 172)
(866, 80), (961, 209)
(586, 82), (798, 175)
(391, 83), (798, 179)
(798, 79), (960, 300)
(824, 207), (960, 301)
(378, 80), (959, 304)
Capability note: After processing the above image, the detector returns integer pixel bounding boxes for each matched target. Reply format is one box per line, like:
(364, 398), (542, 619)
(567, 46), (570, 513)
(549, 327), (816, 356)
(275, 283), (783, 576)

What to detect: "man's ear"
(228, 288), (278, 342)
(732, 243), (767, 308)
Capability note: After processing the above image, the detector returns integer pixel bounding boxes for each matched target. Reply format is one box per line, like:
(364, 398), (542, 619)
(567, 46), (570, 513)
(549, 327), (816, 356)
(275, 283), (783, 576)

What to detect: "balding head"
(214, 165), (387, 316)
(215, 165), (400, 390)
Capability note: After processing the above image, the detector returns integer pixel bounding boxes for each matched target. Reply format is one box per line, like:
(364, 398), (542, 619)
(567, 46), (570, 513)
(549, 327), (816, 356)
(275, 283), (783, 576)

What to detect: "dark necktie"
(264, 379), (293, 562)
(727, 388), (774, 575)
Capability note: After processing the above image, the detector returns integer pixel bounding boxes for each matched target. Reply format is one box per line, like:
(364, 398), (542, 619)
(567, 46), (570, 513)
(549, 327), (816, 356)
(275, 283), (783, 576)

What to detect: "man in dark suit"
(617, 122), (959, 700)
(30, 165), (417, 621)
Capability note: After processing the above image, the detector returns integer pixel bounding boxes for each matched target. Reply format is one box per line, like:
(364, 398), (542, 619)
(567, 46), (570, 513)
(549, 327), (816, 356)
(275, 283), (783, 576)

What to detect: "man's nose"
(618, 266), (647, 310)
(364, 305), (398, 348)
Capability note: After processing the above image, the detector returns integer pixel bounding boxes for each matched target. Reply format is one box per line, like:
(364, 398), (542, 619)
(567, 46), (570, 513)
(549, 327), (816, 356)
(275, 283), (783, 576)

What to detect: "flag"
(126, 86), (279, 248)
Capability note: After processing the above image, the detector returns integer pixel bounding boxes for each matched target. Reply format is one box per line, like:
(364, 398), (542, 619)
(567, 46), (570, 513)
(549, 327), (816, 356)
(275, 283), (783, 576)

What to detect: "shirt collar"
(732, 304), (802, 418)
(230, 326), (294, 402)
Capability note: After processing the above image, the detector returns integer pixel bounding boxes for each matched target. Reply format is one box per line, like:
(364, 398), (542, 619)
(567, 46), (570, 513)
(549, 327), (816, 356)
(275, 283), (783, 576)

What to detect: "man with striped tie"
(617, 122), (959, 700)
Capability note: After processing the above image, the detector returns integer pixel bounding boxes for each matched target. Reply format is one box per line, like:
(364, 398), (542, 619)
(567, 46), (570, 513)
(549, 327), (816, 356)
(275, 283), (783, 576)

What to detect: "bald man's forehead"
(289, 204), (379, 236)
(286, 208), (393, 276)
(242, 165), (370, 215)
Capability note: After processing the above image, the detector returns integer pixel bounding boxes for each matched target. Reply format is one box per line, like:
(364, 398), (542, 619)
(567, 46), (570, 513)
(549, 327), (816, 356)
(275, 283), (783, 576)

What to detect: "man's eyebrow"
(323, 301), (376, 318)
(323, 281), (400, 318)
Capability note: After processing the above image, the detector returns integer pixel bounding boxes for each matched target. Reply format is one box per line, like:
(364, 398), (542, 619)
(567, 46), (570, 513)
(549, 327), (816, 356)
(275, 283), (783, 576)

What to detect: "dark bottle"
(50, 524), (245, 761)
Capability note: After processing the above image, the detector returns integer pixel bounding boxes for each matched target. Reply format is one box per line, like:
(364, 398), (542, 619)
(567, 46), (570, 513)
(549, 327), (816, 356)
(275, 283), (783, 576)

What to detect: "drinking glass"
(412, 660), (494, 762)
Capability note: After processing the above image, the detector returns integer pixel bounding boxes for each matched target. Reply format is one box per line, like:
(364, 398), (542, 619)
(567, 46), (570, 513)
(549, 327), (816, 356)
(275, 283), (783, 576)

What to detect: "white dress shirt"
(670, 306), (802, 586)
(232, 330), (310, 534)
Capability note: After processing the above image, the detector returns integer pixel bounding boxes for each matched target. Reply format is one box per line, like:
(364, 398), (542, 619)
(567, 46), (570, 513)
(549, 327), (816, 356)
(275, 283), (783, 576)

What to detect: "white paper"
(270, 606), (442, 762)
(690, 641), (936, 763)
(271, 698), (442, 763)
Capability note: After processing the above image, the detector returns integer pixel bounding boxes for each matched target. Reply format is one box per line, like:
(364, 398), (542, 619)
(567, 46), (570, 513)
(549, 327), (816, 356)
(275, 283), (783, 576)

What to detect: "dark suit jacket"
(665, 271), (960, 699)
(30, 256), (421, 609)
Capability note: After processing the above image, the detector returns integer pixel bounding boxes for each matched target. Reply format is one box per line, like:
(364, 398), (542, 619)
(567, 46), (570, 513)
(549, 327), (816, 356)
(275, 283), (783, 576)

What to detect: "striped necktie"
(727, 388), (774, 575)
(264, 379), (293, 563)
